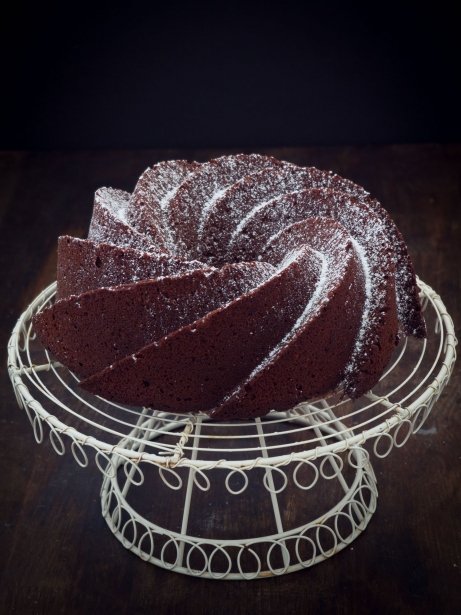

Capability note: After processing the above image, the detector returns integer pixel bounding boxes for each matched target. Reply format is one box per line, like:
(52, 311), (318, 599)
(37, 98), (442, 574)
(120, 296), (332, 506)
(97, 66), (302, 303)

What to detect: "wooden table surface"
(1, 145), (460, 615)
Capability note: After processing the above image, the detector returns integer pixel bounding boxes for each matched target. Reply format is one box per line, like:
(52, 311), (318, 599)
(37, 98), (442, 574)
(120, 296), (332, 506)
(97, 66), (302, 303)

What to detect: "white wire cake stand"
(7, 278), (457, 580)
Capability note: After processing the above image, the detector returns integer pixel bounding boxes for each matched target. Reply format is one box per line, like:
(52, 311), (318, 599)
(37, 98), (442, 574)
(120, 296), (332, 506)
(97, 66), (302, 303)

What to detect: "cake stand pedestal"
(8, 279), (457, 580)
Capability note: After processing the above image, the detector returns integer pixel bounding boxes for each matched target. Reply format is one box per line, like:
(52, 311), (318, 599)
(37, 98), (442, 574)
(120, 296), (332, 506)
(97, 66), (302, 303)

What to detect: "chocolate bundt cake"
(33, 154), (426, 420)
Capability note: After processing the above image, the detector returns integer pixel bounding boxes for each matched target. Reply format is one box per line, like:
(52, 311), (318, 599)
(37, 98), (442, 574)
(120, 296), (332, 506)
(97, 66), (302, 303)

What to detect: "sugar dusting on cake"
(168, 154), (284, 254)
(88, 188), (159, 254)
(218, 249), (329, 405)
(342, 238), (372, 380)
(127, 160), (198, 253)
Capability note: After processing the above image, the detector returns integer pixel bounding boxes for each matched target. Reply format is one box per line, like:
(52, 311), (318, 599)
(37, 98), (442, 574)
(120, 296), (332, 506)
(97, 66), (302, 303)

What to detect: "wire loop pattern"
(7, 278), (457, 579)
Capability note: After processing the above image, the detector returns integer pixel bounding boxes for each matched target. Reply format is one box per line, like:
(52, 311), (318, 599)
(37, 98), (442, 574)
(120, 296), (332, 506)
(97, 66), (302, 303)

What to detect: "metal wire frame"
(8, 277), (457, 469)
(7, 278), (457, 579)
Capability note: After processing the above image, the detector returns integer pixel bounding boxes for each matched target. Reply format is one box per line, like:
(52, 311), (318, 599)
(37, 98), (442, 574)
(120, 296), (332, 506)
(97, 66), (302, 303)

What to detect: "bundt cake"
(33, 154), (426, 420)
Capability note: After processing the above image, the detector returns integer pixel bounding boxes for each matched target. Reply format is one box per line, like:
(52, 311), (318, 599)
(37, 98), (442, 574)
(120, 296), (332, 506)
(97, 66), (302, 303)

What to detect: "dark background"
(1, 1), (460, 150)
(2, 3), (461, 613)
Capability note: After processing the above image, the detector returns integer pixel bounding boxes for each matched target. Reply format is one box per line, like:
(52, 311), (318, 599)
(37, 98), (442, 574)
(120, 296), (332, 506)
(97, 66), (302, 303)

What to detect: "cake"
(33, 154), (426, 420)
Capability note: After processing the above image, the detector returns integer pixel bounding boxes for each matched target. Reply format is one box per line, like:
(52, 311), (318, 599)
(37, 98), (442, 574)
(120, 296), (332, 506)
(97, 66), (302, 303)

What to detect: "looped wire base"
(7, 278), (457, 579)
(100, 416), (377, 579)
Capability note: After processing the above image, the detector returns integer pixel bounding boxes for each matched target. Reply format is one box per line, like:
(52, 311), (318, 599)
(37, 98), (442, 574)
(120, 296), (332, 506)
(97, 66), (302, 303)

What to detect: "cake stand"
(7, 278), (457, 580)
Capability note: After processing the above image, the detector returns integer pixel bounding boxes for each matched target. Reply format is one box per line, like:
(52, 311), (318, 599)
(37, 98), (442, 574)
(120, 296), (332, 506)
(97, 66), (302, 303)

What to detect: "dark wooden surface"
(1, 145), (460, 615)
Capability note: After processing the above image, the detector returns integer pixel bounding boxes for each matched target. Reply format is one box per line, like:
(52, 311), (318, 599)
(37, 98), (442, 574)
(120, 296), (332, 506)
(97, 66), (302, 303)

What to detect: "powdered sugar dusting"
(219, 250), (329, 405)
(229, 191), (302, 248)
(127, 160), (199, 253)
(343, 238), (372, 378)
(252, 250), (328, 369)
(168, 154), (282, 254)
(197, 187), (228, 236)
(88, 188), (159, 254)
(160, 186), (181, 212)
(108, 191), (128, 223)
(94, 188), (129, 223)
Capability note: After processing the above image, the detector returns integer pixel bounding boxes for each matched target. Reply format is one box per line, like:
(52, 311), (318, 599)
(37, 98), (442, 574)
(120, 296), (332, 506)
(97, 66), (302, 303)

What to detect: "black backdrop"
(1, 2), (459, 149)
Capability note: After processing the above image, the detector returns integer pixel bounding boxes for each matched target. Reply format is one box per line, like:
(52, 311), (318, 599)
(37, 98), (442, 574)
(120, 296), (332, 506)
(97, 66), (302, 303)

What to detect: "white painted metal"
(7, 278), (457, 579)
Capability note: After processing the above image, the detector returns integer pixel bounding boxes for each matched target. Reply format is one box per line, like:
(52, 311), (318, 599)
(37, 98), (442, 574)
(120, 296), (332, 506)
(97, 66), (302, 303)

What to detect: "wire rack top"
(8, 278), (456, 468)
